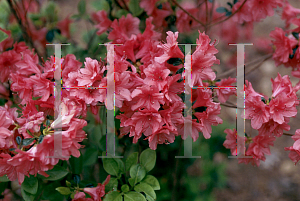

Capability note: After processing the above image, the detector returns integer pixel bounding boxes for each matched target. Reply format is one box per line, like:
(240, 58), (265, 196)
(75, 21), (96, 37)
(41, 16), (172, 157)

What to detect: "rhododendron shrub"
(0, 0), (300, 200)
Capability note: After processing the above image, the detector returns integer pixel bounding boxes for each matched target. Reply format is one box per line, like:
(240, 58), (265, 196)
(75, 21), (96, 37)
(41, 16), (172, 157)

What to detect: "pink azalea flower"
(269, 93), (297, 124)
(0, 50), (21, 82)
(177, 115), (203, 142)
(232, 1), (253, 23)
(285, 129), (300, 164)
(0, 127), (13, 149)
(77, 58), (104, 87)
(194, 102), (223, 139)
(123, 110), (162, 143)
(140, 0), (160, 15)
(270, 27), (298, 66)
(57, 16), (73, 38)
(215, 77), (237, 103)
(92, 10), (112, 35)
(281, 2), (300, 28)
(223, 128), (244, 155)
(73, 192), (93, 201)
(147, 127), (176, 150)
(246, 135), (276, 160)
(143, 62), (170, 91)
(131, 85), (164, 111)
(155, 31), (184, 64)
(250, 0), (283, 22)
(190, 31), (219, 86)
(108, 14), (140, 42)
(83, 175), (110, 201)
(0, 27), (13, 52)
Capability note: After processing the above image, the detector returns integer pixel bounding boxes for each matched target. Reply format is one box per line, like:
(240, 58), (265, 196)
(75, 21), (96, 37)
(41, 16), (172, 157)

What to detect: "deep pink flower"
(270, 27), (298, 66)
(223, 128), (244, 155)
(92, 10), (112, 35)
(0, 27), (13, 52)
(140, 0), (160, 15)
(250, 0), (283, 22)
(77, 58), (104, 87)
(143, 62), (170, 91)
(108, 14), (140, 42)
(281, 2), (300, 28)
(244, 96), (270, 129)
(57, 16), (73, 38)
(232, 1), (253, 23)
(131, 85), (164, 111)
(246, 135), (276, 160)
(155, 31), (184, 64)
(215, 77), (237, 103)
(83, 175), (110, 201)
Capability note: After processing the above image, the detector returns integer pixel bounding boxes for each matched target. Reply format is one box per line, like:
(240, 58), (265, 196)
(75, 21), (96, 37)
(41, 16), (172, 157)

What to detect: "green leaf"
(83, 147), (99, 166)
(115, 9), (129, 18)
(105, 177), (118, 192)
(0, 182), (8, 195)
(69, 153), (83, 174)
(91, 0), (109, 11)
(21, 187), (35, 201)
(22, 138), (35, 146)
(140, 149), (156, 172)
(233, 0), (238, 4)
(78, 0), (86, 15)
(121, 184), (130, 193)
(41, 182), (65, 201)
(102, 153), (120, 176)
(130, 164), (146, 186)
(128, 178), (135, 187)
(41, 165), (69, 181)
(0, 175), (9, 182)
(141, 175), (160, 190)
(22, 176), (38, 195)
(104, 191), (123, 201)
(128, 0), (143, 16)
(55, 187), (71, 195)
(225, 11), (232, 16)
(216, 7), (228, 13)
(134, 182), (156, 201)
(124, 192), (146, 201)
(126, 152), (138, 172)
(66, 180), (72, 187)
(115, 158), (125, 174)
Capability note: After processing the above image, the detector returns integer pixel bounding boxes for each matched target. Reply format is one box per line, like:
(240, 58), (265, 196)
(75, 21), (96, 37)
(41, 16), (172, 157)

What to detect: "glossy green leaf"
(126, 152), (138, 171)
(141, 175), (160, 190)
(41, 165), (69, 181)
(130, 164), (146, 186)
(22, 176), (38, 194)
(134, 182), (156, 201)
(103, 191), (123, 201)
(56, 187), (71, 195)
(140, 149), (156, 172)
(124, 191), (146, 201)
(128, 0), (143, 16)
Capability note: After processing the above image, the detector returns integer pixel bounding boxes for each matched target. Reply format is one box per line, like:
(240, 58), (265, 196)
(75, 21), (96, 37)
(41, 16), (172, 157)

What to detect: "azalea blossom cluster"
(0, 12), (236, 185)
(224, 74), (300, 166)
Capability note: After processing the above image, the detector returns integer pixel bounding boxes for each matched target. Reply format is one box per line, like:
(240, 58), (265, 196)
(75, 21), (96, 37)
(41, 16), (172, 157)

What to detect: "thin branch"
(245, 54), (272, 76)
(216, 53), (273, 79)
(169, 0), (205, 27)
(205, 0), (209, 32)
(208, 0), (248, 28)
(283, 133), (294, 136)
